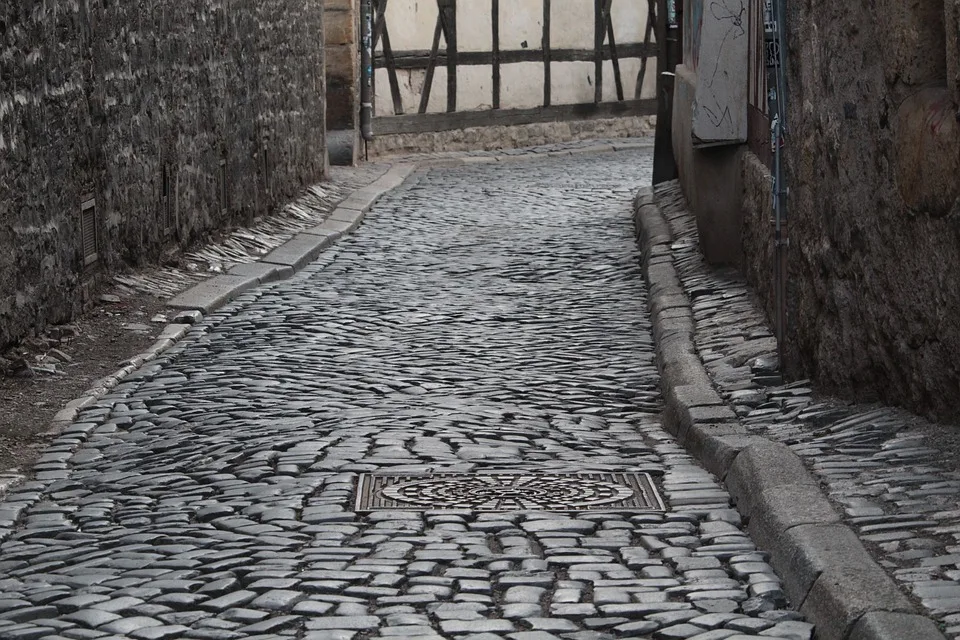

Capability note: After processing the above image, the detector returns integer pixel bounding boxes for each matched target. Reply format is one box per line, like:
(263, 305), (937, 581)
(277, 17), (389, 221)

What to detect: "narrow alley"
(0, 151), (812, 639)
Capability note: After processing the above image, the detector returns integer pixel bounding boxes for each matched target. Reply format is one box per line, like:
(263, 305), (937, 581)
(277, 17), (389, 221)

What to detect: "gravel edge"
(633, 186), (946, 640)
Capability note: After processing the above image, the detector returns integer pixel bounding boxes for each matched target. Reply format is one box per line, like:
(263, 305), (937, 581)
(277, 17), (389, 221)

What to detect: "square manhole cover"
(356, 472), (665, 512)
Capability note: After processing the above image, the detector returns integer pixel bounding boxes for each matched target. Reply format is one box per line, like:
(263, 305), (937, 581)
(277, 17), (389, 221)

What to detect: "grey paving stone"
(0, 150), (818, 640)
(61, 609), (123, 627)
(439, 620), (516, 634)
(612, 620), (659, 635)
(301, 633), (358, 640)
(98, 617), (163, 635)
(306, 617), (380, 631)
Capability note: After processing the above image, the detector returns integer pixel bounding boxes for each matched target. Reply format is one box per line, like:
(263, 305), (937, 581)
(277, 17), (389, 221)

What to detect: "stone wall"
(0, 0), (327, 350)
(740, 0), (960, 422)
(368, 116), (655, 158)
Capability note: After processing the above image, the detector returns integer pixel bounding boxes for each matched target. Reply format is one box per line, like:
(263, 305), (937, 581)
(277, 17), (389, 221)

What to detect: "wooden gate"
(371, 0), (660, 135)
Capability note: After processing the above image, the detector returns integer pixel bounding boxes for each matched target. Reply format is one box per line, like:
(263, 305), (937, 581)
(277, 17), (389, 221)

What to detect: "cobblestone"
(0, 151), (806, 638)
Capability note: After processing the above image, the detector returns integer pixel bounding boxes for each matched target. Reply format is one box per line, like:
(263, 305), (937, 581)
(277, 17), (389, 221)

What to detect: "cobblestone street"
(0, 152), (812, 640)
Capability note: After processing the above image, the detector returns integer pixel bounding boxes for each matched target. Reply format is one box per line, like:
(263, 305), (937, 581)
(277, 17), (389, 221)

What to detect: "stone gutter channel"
(634, 182), (947, 640)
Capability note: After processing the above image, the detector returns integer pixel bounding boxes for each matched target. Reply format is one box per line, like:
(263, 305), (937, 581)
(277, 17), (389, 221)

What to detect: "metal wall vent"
(218, 158), (229, 214)
(80, 196), (99, 267)
(356, 472), (666, 512)
(261, 136), (272, 196)
(161, 163), (175, 234)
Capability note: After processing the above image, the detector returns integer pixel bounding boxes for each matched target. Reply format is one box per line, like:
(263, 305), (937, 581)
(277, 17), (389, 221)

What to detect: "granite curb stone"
(849, 612), (945, 640)
(167, 274), (263, 313)
(632, 186), (945, 640)
(260, 233), (341, 270)
(226, 261), (294, 283)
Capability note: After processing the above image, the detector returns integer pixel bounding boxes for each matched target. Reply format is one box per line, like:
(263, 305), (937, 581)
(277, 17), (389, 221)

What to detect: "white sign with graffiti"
(692, 0), (749, 145)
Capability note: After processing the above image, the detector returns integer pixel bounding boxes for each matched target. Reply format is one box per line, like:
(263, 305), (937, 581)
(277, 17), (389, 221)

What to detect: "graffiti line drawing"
(698, 0), (746, 129)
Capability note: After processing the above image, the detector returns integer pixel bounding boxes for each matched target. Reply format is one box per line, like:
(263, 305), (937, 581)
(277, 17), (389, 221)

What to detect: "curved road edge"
(633, 185), (945, 640)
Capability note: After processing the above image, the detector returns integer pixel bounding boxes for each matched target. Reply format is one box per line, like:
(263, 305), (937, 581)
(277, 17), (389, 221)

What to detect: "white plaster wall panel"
(551, 0), (595, 49)
(599, 59), (631, 102)
(551, 61), (597, 104)
(378, 0), (438, 52)
(549, 59), (650, 104)
(374, 67), (449, 115)
(611, 0), (648, 44)
(458, 0), (494, 52)
(638, 57), (657, 98)
(501, 62), (548, 108)
(457, 67), (495, 111)
(501, 2), (544, 51)
(372, 0), (658, 114)
(423, 67), (450, 113)
(374, 68), (403, 116)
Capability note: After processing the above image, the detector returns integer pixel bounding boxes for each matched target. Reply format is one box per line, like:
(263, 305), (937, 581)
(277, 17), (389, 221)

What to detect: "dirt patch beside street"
(0, 290), (170, 474)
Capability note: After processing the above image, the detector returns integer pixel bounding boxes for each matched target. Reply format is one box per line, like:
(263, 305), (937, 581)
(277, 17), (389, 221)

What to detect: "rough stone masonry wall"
(369, 116), (656, 157)
(741, 0), (960, 422)
(0, 0), (327, 350)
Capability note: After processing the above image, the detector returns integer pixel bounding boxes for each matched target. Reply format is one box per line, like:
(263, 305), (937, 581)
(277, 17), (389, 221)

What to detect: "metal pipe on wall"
(764, 0), (788, 366)
(360, 0), (374, 157)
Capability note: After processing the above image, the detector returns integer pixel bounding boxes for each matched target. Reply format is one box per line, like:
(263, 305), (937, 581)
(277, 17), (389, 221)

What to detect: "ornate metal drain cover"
(356, 472), (665, 512)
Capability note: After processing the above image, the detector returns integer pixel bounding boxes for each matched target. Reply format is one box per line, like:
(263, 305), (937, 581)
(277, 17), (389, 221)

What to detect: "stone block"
(725, 441), (817, 510)
(746, 484), (842, 557)
(339, 187), (384, 212)
(325, 13), (356, 46)
(802, 563), (915, 640)
(167, 274), (262, 314)
(261, 234), (338, 270)
(848, 611), (946, 640)
(376, 165), (417, 190)
(671, 383), (725, 409)
(681, 422), (748, 476)
(328, 207), (365, 226)
(772, 523), (912, 622)
(326, 45), (358, 81)
(308, 219), (354, 236)
(227, 262), (294, 283)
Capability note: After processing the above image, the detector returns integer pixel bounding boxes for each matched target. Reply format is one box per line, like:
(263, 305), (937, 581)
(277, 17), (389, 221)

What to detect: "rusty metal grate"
(356, 472), (665, 512)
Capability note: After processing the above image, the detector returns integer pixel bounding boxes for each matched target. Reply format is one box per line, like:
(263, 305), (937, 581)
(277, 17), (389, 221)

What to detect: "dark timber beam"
(594, 0), (604, 103)
(606, 4), (624, 100)
(438, 0), (457, 112)
(418, 14), (444, 114)
(492, 0), (501, 108)
(543, 0), (552, 107)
